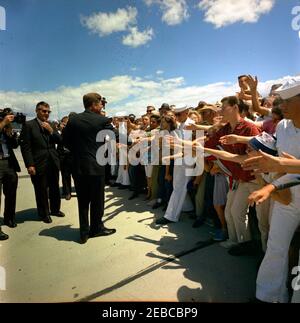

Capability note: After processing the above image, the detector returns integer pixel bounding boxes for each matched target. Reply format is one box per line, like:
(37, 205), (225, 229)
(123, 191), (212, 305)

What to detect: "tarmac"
(0, 149), (260, 303)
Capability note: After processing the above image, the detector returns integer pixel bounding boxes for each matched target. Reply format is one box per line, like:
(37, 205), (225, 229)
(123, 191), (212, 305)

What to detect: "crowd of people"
(0, 74), (300, 303)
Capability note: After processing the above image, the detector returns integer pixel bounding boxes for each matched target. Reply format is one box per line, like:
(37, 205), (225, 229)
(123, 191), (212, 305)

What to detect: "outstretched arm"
(243, 151), (300, 173)
(204, 147), (246, 164)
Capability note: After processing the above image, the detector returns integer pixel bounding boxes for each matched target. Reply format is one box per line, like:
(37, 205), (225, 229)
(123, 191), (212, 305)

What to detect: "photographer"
(0, 110), (21, 240)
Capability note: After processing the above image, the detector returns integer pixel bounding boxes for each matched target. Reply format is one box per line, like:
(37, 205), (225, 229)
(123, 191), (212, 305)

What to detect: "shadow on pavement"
(39, 224), (80, 243)
(15, 208), (40, 223)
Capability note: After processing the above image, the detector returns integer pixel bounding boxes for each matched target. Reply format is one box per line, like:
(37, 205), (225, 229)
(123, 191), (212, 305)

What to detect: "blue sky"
(0, 0), (300, 118)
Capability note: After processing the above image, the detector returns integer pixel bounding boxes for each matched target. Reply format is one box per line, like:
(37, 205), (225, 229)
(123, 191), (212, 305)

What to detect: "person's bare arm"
(219, 134), (253, 145)
(247, 75), (271, 117)
(185, 124), (212, 131)
(243, 151), (300, 173)
(204, 147), (246, 164)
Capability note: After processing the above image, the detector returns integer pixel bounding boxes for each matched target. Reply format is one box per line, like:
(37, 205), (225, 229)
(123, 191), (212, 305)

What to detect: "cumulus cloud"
(122, 27), (154, 47)
(156, 70), (164, 75)
(145, 0), (189, 25)
(0, 75), (291, 119)
(81, 6), (137, 36)
(198, 0), (276, 28)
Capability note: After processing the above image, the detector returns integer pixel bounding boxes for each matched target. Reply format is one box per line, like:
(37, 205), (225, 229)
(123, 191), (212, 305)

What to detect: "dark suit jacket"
(0, 132), (21, 172)
(20, 119), (62, 175)
(63, 110), (117, 176)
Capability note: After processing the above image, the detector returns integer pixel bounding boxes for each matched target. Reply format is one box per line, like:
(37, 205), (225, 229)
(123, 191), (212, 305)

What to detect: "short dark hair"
(83, 93), (102, 109)
(238, 75), (247, 80)
(150, 114), (161, 123)
(36, 101), (50, 110)
(221, 96), (239, 107)
(271, 106), (284, 119)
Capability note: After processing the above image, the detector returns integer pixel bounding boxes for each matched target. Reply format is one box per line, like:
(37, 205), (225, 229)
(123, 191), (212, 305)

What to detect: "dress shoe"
(51, 211), (65, 217)
(4, 219), (17, 228)
(65, 194), (71, 201)
(41, 216), (52, 224)
(89, 227), (116, 237)
(80, 235), (89, 244)
(128, 193), (139, 200)
(155, 217), (174, 225)
(0, 230), (9, 241)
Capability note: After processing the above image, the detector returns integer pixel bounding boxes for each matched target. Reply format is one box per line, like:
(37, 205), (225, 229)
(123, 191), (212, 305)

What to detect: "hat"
(248, 132), (278, 156)
(173, 105), (189, 114)
(114, 111), (128, 118)
(197, 104), (220, 113)
(159, 103), (170, 110)
(274, 77), (300, 100)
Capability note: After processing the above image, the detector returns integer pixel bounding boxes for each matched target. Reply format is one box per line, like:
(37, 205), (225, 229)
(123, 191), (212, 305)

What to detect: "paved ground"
(0, 150), (260, 303)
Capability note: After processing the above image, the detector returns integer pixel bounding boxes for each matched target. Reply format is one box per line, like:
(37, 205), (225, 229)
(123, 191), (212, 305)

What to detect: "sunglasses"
(39, 109), (51, 114)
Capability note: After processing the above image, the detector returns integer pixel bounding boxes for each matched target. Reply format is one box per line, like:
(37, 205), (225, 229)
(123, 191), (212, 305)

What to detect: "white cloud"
(156, 70), (164, 75)
(81, 6), (137, 36)
(145, 0), (189, 25)
(122, 27), (154, 47)
(0, 75), (291, 119)
(198, 0), (276, 28)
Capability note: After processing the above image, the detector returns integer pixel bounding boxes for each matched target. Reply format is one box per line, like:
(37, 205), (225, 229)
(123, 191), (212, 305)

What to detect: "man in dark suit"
(63, 93), (117, 244)
(0, 111), (21, 235)
(20, 102), (65, 223)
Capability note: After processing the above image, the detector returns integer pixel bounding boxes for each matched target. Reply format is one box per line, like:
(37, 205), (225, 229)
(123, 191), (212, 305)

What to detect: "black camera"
(0, 108), (26, 124)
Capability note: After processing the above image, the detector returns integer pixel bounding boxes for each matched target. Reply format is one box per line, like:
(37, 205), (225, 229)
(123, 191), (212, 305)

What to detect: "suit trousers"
(31, 160), (61, 218)
(0, 160), (18, 222)
(73, 175), (105, 238)
(60, 153), (72, 196)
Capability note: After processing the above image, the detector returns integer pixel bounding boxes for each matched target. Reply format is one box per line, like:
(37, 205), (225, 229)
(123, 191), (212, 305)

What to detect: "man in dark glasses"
(20, 101), (65, 224)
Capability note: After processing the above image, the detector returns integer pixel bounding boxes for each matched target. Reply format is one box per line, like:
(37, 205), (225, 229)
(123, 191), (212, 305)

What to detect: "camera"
(0, 108), (26, 124)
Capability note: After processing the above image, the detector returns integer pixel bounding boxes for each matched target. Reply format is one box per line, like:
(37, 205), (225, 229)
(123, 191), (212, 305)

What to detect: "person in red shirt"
(205, 96), (262, 255)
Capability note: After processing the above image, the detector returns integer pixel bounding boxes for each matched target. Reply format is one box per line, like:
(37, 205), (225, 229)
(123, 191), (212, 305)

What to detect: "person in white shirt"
(254, 77), (300, 303)
(156, 106), (195, 225)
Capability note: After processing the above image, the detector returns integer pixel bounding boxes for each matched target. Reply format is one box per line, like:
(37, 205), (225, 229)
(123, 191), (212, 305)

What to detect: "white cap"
(274, 77), (300, 99)
(248, 132), (277, 156)
(173, 105), (189, 114)
(114, 111), (127, 117)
